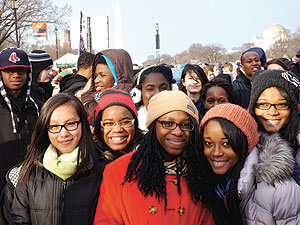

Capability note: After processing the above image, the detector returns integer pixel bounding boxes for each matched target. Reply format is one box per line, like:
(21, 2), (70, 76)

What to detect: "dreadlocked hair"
(200, 118), (248, 225)
(124, 114), (212, 209)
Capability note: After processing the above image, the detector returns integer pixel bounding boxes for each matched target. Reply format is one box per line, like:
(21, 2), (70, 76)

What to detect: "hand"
(294, 162), (300, 185)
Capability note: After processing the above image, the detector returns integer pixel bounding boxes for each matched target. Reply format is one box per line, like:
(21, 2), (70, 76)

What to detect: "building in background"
(250, 24), (288, 50)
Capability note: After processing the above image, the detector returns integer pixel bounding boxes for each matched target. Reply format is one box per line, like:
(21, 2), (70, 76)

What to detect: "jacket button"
(149, 206), (158, 214)
(173, 178), (178, 185)
(178, 207), (185, 216)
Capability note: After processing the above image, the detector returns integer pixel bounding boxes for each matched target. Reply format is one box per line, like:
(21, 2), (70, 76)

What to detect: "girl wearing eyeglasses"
(94, 90), (214, 225)
(238, 70), (300, 224)
(8, 93), (105, 225)
(92, 88), (143, 162)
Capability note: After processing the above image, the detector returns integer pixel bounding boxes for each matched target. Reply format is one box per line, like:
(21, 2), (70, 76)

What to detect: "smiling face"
(141, 73), (170, 108)
(241, 51), (261, 78)
(94, 64), (115, 93)
(181, 71), (202, 94)
(156, 110), (191, 158)
(203, 119), (238, 175)
(203, 86), (229, 111)
(48, 103), (82, 155)
(255, 87), (291, 133)
(101, 105), (135, 152)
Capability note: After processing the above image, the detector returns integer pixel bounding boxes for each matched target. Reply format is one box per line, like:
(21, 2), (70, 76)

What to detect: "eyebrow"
(50, 118), (79, 124)
(103, 116), (132, 121)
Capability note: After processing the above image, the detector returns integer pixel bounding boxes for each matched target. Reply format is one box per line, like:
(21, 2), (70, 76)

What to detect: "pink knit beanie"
(200, 103), (258, 152)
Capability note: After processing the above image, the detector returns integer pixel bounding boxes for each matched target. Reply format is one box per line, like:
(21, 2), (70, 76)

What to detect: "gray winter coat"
(238, 132), (300, 225)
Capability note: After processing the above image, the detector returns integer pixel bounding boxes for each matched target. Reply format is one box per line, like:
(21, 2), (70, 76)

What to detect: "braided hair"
(123, 114), (212, 209)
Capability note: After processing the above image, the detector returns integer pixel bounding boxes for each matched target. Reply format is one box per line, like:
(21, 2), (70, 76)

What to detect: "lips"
(109, 136), (127, 144)
(59, 139), (72, 145)
(166, 138), (185, 147)
(211, 160), (228, 168)
(96, 86), (103, 92)
(264, 119), (280, 126)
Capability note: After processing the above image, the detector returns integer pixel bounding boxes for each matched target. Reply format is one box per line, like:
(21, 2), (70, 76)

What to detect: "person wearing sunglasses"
(93, 88), (143, 162)
(238, 70), (300, 224)
(7, 93), (105, 225)
(94, 90), (214, 225)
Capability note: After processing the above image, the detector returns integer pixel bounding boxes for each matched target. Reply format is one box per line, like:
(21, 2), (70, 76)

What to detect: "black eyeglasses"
(255, 102), (290, 110)
(100, 119), (135, 129)
(47, 120), (81, 133)
(157, 120), (194, 131)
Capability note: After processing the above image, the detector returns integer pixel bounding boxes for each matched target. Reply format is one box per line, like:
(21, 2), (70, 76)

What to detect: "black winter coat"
(0, 95), (40, 190)
(10, 159), (105, 225)
(59, 74), (88, 95)
(232, 71), (252, 109)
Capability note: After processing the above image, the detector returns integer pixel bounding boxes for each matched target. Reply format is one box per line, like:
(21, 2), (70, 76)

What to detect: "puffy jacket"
(94, 151), (215, 225)
(59, 73), (88, 95)
(232, 70), (251, 109)
(81, 49), (134, 124)
(238, 132), (300, 225)
(10, 158), (105, 225)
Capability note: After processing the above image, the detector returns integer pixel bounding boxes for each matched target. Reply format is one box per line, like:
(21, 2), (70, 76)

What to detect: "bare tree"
(0, 0), (71, 48)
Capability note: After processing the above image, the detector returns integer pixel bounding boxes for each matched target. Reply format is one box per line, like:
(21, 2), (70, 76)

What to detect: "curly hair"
(123, 115), (212, 209)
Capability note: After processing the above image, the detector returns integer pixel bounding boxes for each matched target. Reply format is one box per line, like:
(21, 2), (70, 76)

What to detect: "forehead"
(206, 86), (228, 97)
(242, 51), (259, 61)
(143, 72), (169, 84)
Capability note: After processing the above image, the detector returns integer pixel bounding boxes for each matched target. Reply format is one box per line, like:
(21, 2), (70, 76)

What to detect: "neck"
(78, 68), (91, 79)
(187, 92), (200, 101)
(8, 89), (22, 98)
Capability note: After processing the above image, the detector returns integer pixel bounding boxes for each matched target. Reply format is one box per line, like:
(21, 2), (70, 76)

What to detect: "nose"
(212, 145), (224, 157)
(60, 126), (70, 137)
(267, 105), (279, 115)
(111, 123), (123, 132)
(171, 124), (184, 136)
(94, 75), (102, 84)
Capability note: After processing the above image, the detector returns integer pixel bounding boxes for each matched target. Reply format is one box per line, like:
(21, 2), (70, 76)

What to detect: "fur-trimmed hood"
(255, 132), (295, 185)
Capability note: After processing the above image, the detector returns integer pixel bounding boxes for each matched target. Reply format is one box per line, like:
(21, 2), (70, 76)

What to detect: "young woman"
(239, 69), (300, 224)
(200, 103), (258, 225)
(130, 65), (177, 133)
(9, 93), (105, 225)
(92, 88), (143, 162)
(180, 63), (208, 121)
(264, 58), (289, 71)
(201, 78), (235, 116)
(94, 90), (214, 225)
(81, 49), (134, 125)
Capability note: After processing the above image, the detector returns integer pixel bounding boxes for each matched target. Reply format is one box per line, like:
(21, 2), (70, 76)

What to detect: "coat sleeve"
(94, 165), (123, 225)
(0, 183), (14, 225)
(9, 182), (31, 225)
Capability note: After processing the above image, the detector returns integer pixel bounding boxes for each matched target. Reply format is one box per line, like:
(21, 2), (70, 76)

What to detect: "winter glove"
(294, 162), (300, 185)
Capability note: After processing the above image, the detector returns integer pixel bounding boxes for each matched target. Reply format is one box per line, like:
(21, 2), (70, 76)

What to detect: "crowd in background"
(0, 46), (300, 224)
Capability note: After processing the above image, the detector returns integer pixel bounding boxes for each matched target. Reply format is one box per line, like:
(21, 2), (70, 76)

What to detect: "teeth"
(212, 160), (227, 167)
(111, 137), (123, 140)
(266, 119), (280, 125)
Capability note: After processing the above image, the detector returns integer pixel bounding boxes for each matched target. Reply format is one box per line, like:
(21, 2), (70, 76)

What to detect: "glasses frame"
(47, 120), (81, 133)
(157, 120), (194, 131)
(100, 119), (135, 129)
(255, 102), (290, 110)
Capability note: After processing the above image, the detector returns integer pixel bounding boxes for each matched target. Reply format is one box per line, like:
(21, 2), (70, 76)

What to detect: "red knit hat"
(200, 103), (258, 152)
(93, 88), (138, 120)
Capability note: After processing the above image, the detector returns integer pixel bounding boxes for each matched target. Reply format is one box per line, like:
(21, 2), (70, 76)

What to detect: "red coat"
(94, 152), (215, 225)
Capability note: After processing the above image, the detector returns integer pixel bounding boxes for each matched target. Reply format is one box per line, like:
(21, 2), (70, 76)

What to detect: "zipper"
(61, 181), (67, 224)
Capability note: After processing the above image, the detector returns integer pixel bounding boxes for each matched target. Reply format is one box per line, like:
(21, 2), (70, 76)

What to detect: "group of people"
(0, 45), (299, 225)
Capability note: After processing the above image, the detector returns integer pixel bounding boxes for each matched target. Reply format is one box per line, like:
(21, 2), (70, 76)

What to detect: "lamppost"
(54, 27), (59, 59)
(10, 0), (19, 48)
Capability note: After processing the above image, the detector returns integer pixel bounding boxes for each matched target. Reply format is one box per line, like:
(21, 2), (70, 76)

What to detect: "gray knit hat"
(28, 50), (53, 82)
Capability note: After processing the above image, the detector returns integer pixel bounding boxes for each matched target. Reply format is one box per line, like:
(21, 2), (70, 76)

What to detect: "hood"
(91, 49), (134, 93)
(255, 132), (295, 185)
(0, 70), (39, 133)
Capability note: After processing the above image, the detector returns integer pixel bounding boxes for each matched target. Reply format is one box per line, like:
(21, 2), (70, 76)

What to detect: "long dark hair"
(94, 106), (143, 161)
(19, 93), (100, 184)
(200, 118), (248, 225)
(180, 64), (208, 94)
(124, 114), (211, 208)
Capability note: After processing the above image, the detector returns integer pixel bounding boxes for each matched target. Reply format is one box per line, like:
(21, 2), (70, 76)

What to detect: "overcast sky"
(52, 0), (300, 63)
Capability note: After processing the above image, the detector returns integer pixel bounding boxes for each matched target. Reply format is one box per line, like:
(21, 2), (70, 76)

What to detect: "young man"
(28, 50), (54, 103)
(59, 52), (95, 95)
(0, 48), (40, 190)
(233, 49), (262, 109)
